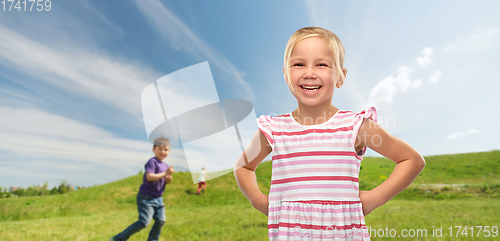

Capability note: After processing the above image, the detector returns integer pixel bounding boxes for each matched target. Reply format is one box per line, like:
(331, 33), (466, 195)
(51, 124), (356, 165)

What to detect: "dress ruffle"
(352, 107), (377, 159)
(268, 201), (370, 241)
(258, 115), (274, 146)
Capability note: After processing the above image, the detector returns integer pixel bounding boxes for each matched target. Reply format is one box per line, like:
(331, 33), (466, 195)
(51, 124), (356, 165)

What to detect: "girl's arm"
(356, 119), (425, 215)
(234, 130), (272, 216)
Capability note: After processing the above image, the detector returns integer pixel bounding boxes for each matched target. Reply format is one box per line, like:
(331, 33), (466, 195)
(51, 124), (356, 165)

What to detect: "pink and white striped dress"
(257, 107), (376, 241)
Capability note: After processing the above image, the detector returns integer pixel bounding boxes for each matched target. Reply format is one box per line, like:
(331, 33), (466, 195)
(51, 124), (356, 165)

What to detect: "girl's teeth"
(301, 86), (321, 91)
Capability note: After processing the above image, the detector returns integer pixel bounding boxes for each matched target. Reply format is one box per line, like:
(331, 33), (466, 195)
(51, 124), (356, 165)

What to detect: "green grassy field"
(0, 151), (499, 240)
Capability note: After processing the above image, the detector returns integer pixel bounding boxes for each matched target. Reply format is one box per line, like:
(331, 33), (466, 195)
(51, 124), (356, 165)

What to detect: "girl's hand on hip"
(252, 193), (269, 216)
(359, 190), (381, 216)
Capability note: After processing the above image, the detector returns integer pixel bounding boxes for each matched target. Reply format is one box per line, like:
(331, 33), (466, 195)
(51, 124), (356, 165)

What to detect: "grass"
(359, 151), (500, 188)
(365, 198), (500, 240)
(0, 151), (499, 240)
(359, 151), (500, 200)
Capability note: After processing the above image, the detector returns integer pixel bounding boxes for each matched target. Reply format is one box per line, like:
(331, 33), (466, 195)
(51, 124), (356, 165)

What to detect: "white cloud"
(366, 47), (443, 108)
(417, 47), (433, 67)
(0, 24), (160, 120)
(0, 106), (149, 164)
(428, 70), (442, 84)
(467, 129), (480, 134)
(444, 28), (500, 53)
(133, 0), (254, 101)
(412, 78), (423, 89)
(0, 103), (255, 186)
(447, 129), (480, 139)
(447, 132), (465, 139)
(366, 66), (422, 107)
(0, 106), (189, 185)
(0, 21), (255, 185)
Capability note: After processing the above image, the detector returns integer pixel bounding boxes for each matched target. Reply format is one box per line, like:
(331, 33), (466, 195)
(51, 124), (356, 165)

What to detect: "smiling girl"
(234, 27), (425, 240)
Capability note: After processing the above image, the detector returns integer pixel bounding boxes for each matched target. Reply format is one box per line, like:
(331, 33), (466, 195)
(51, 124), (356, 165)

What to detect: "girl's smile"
(300, 85), (322, 92)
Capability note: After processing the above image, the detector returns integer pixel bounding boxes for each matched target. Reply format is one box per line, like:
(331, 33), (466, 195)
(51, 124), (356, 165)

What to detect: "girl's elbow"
(233, 164), (241, 175)
(233, 166), (241, 177)
(416, 154), (426, 170)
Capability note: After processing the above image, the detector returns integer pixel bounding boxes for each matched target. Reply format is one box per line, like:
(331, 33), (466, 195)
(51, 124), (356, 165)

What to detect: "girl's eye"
(292, 63), (304, 67)
(317, 63), (328, 67)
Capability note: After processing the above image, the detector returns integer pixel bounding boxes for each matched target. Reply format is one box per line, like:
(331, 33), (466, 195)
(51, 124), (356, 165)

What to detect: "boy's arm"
(146, 172), (168, 182)
(164, 166), (174, 184)
(164, 175), (172, 184)
(234, 130), (272, 216)
(146, 165), (174, 183)
(356, 119), (425, 215)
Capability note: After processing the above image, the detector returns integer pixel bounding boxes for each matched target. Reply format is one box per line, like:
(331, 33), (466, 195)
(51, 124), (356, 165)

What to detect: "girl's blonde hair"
(283, 27), (346, 90)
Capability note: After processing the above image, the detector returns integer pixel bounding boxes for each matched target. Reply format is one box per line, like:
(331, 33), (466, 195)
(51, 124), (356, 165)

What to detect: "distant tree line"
(0, 181), (88, 198)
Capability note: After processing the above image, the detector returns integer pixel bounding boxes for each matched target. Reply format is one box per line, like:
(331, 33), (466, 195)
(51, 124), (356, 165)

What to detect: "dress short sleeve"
(257, 115), (273, 146)
(352, 107), (377, 157)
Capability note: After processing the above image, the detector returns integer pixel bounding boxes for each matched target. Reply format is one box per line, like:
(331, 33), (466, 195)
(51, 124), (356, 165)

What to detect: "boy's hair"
(153, 137), (170, 148)
(283, 27), (346, 91)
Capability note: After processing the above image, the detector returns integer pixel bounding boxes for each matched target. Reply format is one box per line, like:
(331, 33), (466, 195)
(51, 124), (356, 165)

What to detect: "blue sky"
(1, 0), (499, 188)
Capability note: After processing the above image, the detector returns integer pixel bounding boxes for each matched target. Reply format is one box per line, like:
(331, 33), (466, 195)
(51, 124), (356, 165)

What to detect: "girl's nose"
(303, 66), (316, 79)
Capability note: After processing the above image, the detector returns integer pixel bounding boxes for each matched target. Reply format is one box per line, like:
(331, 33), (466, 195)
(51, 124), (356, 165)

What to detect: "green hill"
(360, 150), (500, 187)
(0, 151), (499, 240)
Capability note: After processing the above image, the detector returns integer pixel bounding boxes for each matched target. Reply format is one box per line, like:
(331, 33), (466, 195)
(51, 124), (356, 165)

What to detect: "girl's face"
(288, 37), (340, 108)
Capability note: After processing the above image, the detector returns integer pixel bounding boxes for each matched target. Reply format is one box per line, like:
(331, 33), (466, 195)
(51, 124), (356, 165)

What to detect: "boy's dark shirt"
(139, 157), (169, 198)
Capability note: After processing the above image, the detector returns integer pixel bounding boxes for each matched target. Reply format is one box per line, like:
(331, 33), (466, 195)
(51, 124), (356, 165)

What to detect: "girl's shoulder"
(336, 107), (377, 122)
(257, 113), (291, 125)
(256, 114), (291, 143)
(352, 106), (377, 123)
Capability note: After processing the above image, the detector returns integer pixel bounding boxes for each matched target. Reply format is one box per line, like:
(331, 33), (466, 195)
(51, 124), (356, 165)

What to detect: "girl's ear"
(336, 68), (348, 88)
